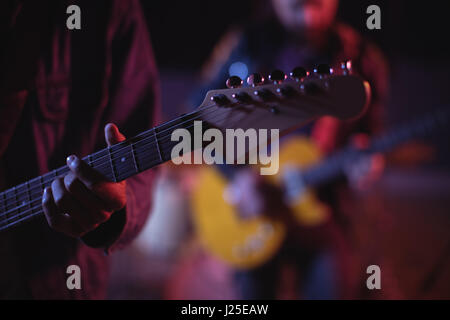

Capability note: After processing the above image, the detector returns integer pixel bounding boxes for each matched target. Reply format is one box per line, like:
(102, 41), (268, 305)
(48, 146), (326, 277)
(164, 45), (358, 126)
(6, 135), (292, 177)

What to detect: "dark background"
(141, 0), (449, 68)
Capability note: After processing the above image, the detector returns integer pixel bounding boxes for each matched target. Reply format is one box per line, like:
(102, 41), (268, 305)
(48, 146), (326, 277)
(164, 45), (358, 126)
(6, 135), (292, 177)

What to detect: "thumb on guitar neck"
(105, 123), (126, 147)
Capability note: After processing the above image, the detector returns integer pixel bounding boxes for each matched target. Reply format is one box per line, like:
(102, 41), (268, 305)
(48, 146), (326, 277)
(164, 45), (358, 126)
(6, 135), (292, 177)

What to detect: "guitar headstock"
(197, 61), (371, 133)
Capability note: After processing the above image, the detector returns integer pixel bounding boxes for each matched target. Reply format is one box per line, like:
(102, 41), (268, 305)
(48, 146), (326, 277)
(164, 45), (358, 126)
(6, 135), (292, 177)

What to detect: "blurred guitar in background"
(192, 103), (449, 270)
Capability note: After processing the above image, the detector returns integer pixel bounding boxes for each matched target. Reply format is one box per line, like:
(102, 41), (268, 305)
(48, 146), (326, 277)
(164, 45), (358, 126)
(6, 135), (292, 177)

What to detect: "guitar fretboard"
(0, 111), (207, 232)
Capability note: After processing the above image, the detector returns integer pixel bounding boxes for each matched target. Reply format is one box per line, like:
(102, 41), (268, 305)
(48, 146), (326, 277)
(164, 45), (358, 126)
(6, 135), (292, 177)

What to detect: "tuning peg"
(247, 73), (264, 87)
(226, 76), (243, 88)
(268, 69), (286, 84)
(290, 67), (308, 81)
(314, 64), (332, 76)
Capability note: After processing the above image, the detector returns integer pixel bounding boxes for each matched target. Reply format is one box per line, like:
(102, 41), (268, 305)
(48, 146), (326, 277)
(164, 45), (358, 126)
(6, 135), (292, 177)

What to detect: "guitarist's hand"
(42, 124), (127, 237)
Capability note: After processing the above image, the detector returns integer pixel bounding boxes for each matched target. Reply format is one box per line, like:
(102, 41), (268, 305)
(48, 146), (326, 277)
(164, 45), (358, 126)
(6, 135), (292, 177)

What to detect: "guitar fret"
(14, 186), (22, 218)
(25, 181), (31, 209)
(130, 143), (140, 173)
(107, 147), (118, 182)
(153, 129), (163, 163)
(4, 190), (12, 211)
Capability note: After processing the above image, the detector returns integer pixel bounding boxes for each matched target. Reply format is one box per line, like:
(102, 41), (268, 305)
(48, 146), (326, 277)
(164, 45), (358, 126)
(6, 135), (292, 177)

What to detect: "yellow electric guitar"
(192, 136), (326, 270)
(192, 100), (449, 270)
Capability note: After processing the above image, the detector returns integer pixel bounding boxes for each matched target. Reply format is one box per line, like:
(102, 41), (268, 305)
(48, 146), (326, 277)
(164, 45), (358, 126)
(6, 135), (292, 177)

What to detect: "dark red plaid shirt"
(0, 0), (160, 299)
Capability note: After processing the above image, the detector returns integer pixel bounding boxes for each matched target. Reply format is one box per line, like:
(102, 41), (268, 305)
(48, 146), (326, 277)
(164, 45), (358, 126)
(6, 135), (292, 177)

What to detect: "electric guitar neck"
(0, 62), (369, 232)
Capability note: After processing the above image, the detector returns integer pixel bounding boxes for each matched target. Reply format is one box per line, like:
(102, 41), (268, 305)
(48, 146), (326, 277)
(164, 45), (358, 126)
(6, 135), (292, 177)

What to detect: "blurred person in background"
(0, 0), (160, 299)
(189, 0), (393, 299)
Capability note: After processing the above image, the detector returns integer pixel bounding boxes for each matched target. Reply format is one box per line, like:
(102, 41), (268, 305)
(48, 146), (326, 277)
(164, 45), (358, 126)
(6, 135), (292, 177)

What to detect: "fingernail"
(67, 155), (77, 166)
(43, 187), (50, 200)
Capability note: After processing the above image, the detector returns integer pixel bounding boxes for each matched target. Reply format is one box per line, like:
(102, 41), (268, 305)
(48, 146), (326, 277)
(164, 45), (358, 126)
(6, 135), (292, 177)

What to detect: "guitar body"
(192, 136), (329, 270)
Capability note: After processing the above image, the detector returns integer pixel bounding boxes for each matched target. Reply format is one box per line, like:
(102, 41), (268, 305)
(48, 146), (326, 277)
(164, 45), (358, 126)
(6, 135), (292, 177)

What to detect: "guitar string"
(0, 110), (247, 230)
(0, 104), (235, 219)
(0, 97), (346, 224)
(0, 102), (240, 219)
(0, 107), (249, 228)
(1, 81), (359, 226)
(3, 104), (445, 230)
(0, 109), (235, 225)
(0, 113), (228, 225)
(0, 78), (313, 206)
(0, 75), (306, 206)
(0, 101), (227, 211)
(0, 105), (249, 223)
(0, 102), (219, 204)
